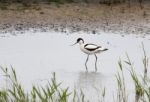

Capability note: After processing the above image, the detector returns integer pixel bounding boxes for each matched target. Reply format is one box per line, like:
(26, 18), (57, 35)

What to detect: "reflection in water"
(76, 72), (108, 101)
(77, 72), (107, 89)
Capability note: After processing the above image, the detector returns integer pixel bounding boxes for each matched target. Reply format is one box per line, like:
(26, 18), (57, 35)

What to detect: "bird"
(72, 38), (108, 72)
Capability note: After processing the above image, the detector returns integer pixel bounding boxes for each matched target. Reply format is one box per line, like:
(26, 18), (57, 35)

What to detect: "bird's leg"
(85, 54), (89, 71)
(94, 54), (98, 72)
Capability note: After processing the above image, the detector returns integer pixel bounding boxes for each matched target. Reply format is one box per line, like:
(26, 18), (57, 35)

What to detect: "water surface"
(0, 31), (150, 101)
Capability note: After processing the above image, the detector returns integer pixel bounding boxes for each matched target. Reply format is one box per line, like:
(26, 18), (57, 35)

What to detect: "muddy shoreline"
(0, 3), (150, 36)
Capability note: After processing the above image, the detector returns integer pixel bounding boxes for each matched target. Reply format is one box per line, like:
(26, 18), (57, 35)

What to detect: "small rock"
(92, 30), (96, 34)
(40, 11), (44, 14)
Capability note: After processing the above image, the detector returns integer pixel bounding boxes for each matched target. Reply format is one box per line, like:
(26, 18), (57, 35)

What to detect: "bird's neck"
(79, 41), (84, 45)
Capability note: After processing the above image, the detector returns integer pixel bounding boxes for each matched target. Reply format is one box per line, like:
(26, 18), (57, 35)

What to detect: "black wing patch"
(84, 44), (101, 51)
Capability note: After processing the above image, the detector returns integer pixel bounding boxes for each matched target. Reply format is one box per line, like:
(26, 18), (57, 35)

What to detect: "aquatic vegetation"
(0, 67), (90, 102)
(115, 44), (150, 102)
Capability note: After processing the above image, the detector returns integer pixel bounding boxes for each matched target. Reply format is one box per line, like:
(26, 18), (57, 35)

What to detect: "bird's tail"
(98, 47), (108, 52)
(103, 48), (108, 51)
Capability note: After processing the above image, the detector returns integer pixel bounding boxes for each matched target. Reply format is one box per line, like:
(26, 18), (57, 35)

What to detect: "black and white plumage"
(72, 38), (108, 72)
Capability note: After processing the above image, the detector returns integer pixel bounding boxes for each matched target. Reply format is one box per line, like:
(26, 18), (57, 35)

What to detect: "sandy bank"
(0, 3), (150, 36)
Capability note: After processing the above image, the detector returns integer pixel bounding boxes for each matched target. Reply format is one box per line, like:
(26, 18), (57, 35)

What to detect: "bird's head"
(71, 38), (84, 46)
(77, 38), (84, 44)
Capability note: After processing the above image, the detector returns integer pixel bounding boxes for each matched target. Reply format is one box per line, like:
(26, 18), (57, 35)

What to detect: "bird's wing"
(84, 44), (101, 51)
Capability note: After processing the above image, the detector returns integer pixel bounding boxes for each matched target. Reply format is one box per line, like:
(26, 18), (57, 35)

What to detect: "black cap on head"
(77, 38), (84, 43)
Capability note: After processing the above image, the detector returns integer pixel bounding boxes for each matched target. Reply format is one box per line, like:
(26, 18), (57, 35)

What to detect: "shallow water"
(0, 31), (150, 101)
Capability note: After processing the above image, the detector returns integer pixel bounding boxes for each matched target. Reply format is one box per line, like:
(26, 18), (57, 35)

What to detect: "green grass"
(0, 67), (70, 102)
